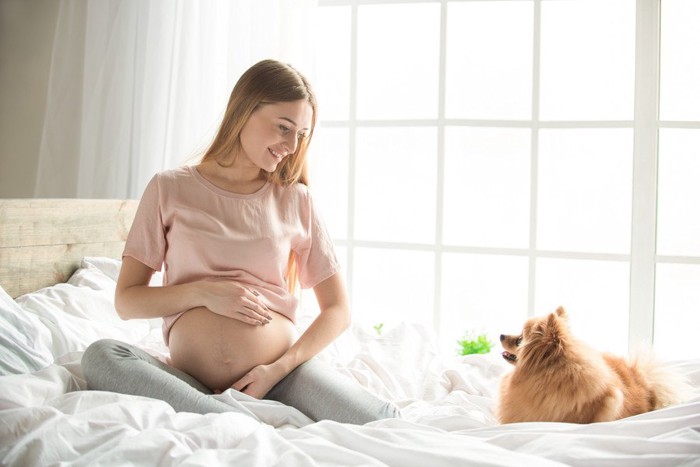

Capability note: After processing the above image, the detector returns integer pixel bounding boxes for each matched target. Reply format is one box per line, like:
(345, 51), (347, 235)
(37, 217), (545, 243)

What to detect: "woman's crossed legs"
(81, 339), (399, 425)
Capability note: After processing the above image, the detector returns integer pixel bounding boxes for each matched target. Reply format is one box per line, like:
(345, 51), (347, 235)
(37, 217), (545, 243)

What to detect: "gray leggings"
(81, 339), (399, 425)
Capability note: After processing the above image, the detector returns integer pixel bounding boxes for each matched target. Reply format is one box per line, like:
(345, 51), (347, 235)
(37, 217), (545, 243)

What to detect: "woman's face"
(238, 99), (313, 173)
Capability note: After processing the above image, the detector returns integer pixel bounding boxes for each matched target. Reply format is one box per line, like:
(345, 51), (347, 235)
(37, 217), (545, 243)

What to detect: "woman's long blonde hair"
(201, 59), (318, 293)
(200, 59), (317, 187)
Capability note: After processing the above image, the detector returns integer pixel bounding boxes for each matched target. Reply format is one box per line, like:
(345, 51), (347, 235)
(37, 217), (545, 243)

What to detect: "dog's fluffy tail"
(630, 349), (693, 409)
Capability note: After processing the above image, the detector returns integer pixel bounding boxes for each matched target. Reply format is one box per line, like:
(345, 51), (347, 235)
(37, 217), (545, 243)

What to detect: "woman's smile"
(268, 147), (287, 162)
(238, 100), (312, 173)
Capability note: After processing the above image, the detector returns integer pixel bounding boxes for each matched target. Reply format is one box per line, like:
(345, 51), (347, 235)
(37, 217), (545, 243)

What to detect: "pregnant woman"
(81, 59), (399, 424)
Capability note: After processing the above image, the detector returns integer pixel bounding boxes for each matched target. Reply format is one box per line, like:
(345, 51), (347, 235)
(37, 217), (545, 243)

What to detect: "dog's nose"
(499, 334), (505, 342)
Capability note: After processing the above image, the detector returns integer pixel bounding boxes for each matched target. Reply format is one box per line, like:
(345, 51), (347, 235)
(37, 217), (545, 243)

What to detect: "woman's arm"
(278, 271), (351, 371)
(115, 256), (272, 325)
(115, 256), (196, 320)
(231, 271), (351, 398)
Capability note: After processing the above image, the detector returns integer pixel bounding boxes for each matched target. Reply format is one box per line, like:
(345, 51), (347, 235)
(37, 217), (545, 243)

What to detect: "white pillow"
(80, 256), (163, 330)
(81, 256), (164, 286)
(15, 264), (151, 359)
(0, 286), (54, 375)
(81, 256), (123, 282)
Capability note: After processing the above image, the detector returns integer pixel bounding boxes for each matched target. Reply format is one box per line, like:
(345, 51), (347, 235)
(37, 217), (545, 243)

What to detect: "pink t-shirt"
(123, 166), (340, 344)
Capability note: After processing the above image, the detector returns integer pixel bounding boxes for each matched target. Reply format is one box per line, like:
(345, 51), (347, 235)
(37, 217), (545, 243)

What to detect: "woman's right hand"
(197, 279), (272, 326)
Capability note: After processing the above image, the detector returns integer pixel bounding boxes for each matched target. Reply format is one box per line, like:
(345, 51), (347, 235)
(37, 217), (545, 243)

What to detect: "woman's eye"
(279, 125), (290, 133)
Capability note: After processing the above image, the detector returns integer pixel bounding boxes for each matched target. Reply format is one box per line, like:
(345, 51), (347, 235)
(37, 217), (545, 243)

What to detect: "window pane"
(312, 6), (351, 121)
(657, 129), (700, 257)
(355, 127), (437, 243)
(445, 1), (533, 119)
(308, 127), (349, 240)
(352, 248), (435, 329)
(660, 0), (700, 121)
(357, 3), (440, 119)
(535, 258), (630, 355)
(537, 129), (633, 254)
(655, 263), (700, 359)
(540, 0), (635, 120)
(443, 127), (530, 248)
(441, 253), (529, 356)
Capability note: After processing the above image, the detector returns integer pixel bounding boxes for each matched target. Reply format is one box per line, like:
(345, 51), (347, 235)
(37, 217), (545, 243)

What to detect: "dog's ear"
(545, 313), (563, 344)
(555, 306), (568, 320)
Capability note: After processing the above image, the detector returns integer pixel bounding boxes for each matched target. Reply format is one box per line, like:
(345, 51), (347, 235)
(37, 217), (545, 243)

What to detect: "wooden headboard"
(0, 199), (138, 298)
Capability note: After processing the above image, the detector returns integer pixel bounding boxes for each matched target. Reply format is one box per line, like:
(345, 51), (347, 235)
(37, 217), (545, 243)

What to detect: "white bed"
(1, 199), (699, 466)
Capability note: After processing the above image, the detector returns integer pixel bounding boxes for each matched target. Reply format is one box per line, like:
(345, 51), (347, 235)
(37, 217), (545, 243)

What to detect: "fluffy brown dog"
(498, 306), (685, 424)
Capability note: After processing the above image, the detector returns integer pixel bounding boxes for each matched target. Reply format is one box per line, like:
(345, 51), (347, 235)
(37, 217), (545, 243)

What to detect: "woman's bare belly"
(168, 307), (297, 391)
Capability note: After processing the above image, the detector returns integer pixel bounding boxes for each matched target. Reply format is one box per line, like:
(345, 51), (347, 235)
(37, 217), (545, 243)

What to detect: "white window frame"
(316, 0), (700, 352)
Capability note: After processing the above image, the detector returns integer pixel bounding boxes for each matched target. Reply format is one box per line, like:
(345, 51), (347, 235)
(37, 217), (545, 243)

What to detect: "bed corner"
(0, 198), (138, 298)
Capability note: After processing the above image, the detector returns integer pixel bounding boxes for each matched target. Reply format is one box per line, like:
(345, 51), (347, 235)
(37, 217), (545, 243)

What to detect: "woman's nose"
(285, 133), (298, 155)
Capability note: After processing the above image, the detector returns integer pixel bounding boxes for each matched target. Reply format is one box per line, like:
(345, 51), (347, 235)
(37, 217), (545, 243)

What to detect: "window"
(309, 0), (700, 358)
(654, 0), (700, 359)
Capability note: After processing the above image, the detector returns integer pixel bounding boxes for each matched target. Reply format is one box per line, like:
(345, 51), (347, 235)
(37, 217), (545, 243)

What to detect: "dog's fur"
(498, 306), (686, 424)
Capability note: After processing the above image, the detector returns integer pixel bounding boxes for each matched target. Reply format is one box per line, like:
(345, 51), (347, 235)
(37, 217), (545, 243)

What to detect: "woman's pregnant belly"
(168, 307), (297, 392)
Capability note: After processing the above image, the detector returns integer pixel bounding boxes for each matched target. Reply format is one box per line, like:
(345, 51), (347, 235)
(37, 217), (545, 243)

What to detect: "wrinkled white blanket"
(1, 258), (699, 466)
(1, 323), (699, 467)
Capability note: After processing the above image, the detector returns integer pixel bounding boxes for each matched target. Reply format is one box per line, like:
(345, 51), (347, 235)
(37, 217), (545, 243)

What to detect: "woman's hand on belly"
(168, 307), (296, 393)
(230, 360), (290, 399)
(196, 278), (273, 326)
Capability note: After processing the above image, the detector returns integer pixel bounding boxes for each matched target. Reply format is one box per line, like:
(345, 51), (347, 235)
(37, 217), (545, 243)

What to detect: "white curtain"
(35, 0), (317, 199)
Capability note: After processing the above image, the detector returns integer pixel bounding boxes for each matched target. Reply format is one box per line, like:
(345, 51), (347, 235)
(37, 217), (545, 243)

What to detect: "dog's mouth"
(502, 351), (517, 364)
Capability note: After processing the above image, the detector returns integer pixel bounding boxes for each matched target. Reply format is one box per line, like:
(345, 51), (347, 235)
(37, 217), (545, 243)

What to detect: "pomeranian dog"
(498, 306), (686, 424)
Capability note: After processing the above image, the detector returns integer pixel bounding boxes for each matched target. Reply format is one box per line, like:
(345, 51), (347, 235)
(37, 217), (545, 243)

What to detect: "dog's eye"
(516, 337), (522, 346)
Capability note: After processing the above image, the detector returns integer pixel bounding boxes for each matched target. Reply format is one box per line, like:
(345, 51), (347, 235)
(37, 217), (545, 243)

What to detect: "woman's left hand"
(231, 362), (287, 399)
(230, 274), (351, 399)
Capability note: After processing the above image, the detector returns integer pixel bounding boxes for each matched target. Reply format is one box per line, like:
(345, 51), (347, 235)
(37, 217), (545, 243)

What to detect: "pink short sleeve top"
(123, 166), (340, 344)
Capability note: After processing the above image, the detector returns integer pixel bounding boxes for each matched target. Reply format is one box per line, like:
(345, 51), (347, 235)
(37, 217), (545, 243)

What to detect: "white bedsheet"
(1, 259), (699, 466)
(2, 324), (699, 466)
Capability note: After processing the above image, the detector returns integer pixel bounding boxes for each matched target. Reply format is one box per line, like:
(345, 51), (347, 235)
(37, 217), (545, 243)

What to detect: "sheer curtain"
(35, 0), (317, 199)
